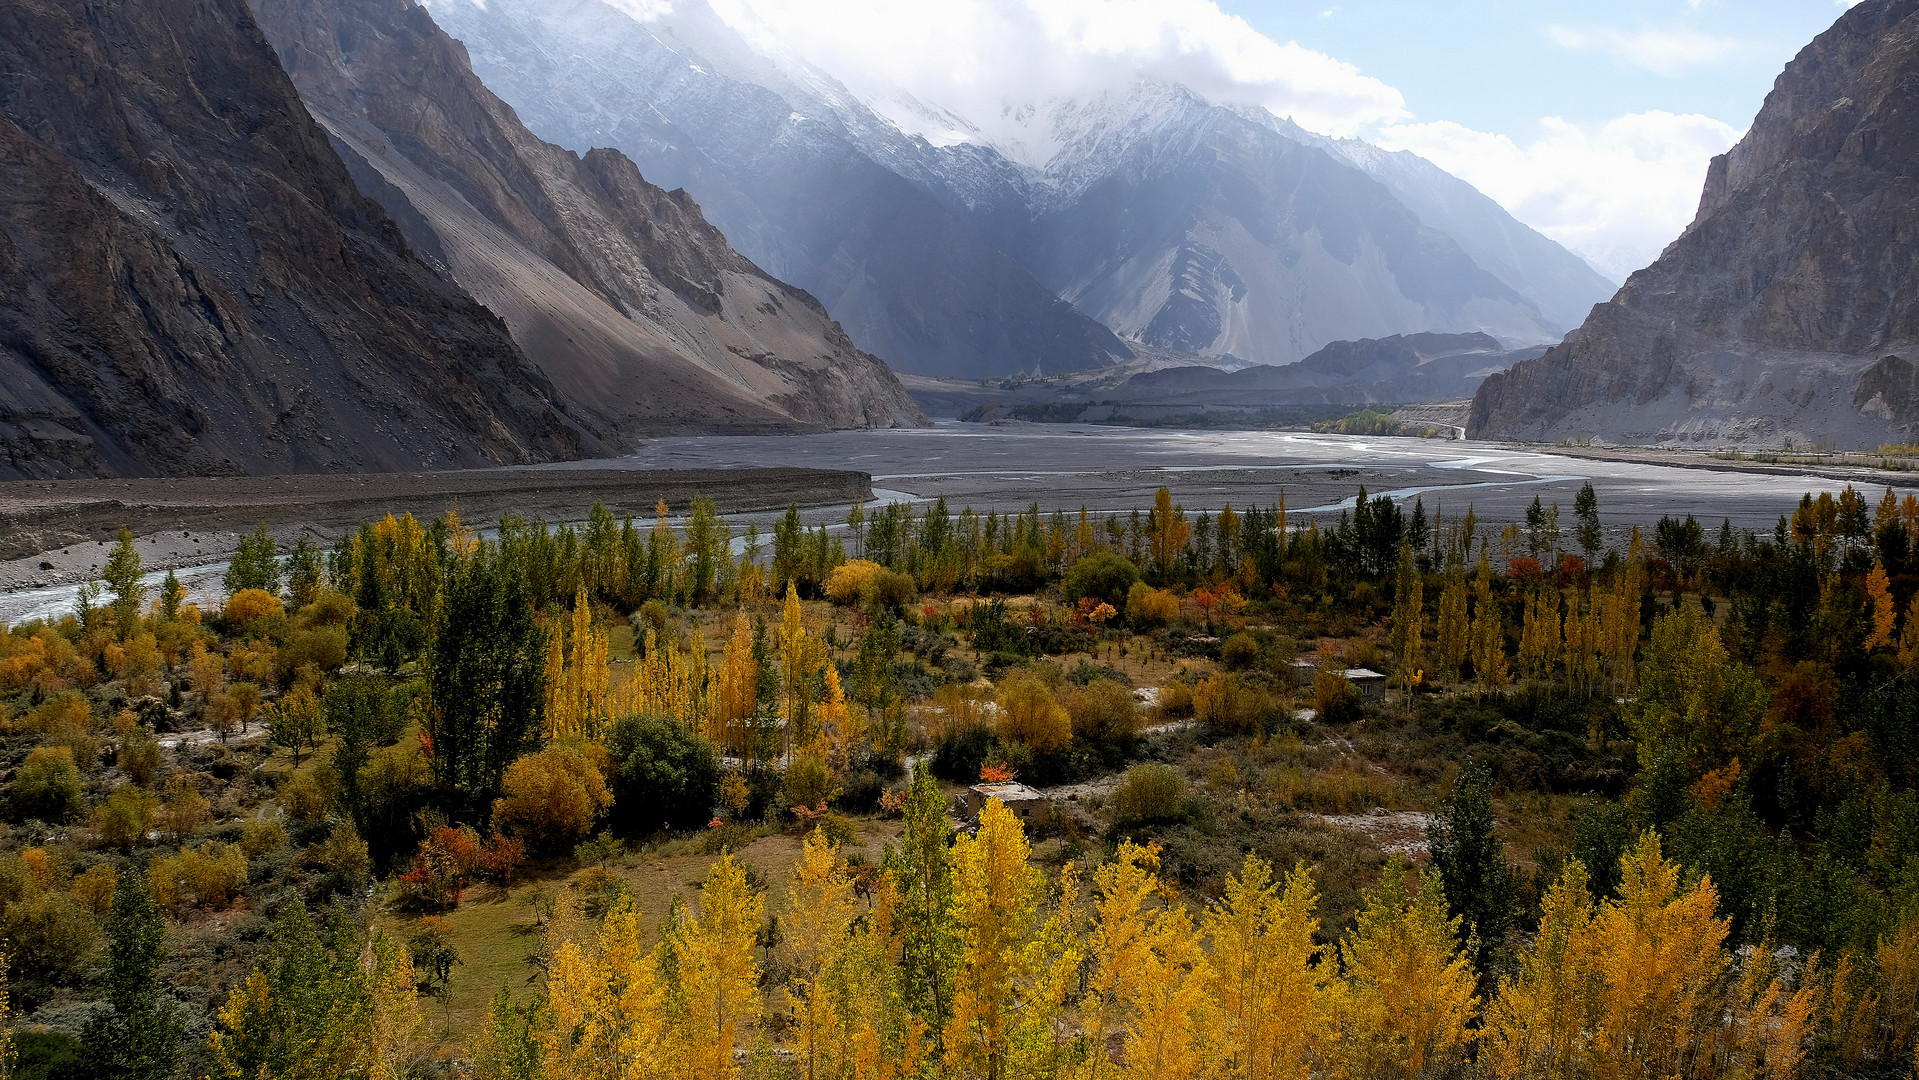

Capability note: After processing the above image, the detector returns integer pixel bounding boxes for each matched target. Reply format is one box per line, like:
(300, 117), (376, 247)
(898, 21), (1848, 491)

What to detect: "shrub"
(1313, 667), (1363, 725)
(280, 625), (349, 677)
(824, 560), (884, 604)
(12, 747), (84, 823)
(225, 588), (284, 625)
(996, 677), (1072, 754)
(1193, 671), (1277, 734)
(1060, 680), (1140, 745)
(604, 714), (721, 834)
(492, 745), (613, 853)
(150, 840), (247, 909)
(1063, 552), (1139, 609)
(94, 784), (157, 848)
(117, 728), (163, 786)
(157, 776), (208, 842)
(931, 721), (997, 783)
(280, 771), (330, 821)
(1221, 632), (1262, 670)
(239, 817), (288, 857)
(1110, 764), (1190, 830)
(862, 568), (918, 612)
(783, 754), (837, 812)
(71, 864), (117, 914)
(317, 820), (372, 892)
(1156, 679), (1195, 719)
(2, 890), (97, 981)
(1127, 583), (1180, 628)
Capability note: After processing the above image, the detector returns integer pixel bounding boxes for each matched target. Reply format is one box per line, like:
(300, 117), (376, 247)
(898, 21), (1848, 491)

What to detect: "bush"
(2, 890), (97, 982)
(1193, 671), (1278, 734)
(996, 677), (1072, 754)
(824, 560), (884, 604)
(1059, 680), (1140, 746)
(94, 784), (156, 848)
(1126, 583), (1180, 628)
(1110, 763), (1190, 830)
(280, 625), (349, 677)
(931, 722), (997, 783)
(71, 864), (117, 914)
(604, 714), (722, 834)
(783, 754), (837, 811)
(1063, 552), (1139, 609)
(149, 840), (247, 909)
(1313, 667), (1363, 725)
(862, 568), (917, 611)
(492, 745), (613, 853)
(1221, 632), (1262, 670)
(225, 588), (284, 625)
(240, 817), (288, 857)
(117, 729), (162, 786)
(12, 748), (84, 823)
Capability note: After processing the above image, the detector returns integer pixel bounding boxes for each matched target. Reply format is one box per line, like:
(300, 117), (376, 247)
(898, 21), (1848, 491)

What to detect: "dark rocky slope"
(1470, 0), (1919, 446)
(252, 0), (923, 436)
(0, 0), (593, 480)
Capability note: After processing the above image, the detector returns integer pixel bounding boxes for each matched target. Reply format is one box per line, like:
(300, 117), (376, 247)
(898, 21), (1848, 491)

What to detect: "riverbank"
(1522, 443), (1918, 487)
(0, 466), (869, 571)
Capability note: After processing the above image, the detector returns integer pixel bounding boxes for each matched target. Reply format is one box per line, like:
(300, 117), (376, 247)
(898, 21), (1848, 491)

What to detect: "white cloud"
(649, 0), (1744, 281)
(702, 0), (1407, 140)
(1545, 24), (1749, 75)
(1375, 111), (1744, 279)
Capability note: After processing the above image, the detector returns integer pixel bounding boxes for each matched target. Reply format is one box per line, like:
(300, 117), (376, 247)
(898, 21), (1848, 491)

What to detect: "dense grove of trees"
(0, 476), (1916, 1077)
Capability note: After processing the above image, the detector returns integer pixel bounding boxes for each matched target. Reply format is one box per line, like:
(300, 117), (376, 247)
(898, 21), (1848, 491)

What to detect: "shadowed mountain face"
(0, 0), (593, 480)
(1471, 0), (1919, 447)
(1113, 333), (1542, 407)
(251, 0), (924, 439)
(422, 0), (1612, 375)
(420, 0), (1134, 380)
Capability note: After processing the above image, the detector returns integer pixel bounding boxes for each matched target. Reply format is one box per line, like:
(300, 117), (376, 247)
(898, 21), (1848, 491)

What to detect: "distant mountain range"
(1472, 0), (1919, 448)
(906, 332), (1537, 425)
(423, 0), (1618, 378)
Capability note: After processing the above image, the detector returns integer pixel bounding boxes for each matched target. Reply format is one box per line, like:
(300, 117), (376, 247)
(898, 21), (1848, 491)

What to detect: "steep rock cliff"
(1470, 0), (1919, 446)
(0, 0), (590, 479)
(253, 0), (923, 436)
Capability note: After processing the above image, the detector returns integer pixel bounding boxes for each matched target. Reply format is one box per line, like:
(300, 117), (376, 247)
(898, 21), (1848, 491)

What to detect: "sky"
(701, 0), (1861, 281)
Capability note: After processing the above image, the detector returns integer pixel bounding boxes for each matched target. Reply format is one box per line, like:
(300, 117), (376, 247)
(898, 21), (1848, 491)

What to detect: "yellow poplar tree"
(1483, 859), (1598, 1080)
(1391, 542), (1425, 689)
(1471, 551), (1509, 688)
(785, 830), (864, 1080)
(1901, 598), (1919, 668)
(945, 799), (1073, 1079)
(1865, 562), (1897, 650)
(1080, 842), (1162, 1080)
(1204, 855), (1325, 1080)
(672, 854), (765, 1079)
(1584, 832), (1729, 1080)
(1334, 857), (1476, 1080)
(715, 614), (759, 756)
(540, 898), (670, 1079)
(1434, 556), (1470, 685)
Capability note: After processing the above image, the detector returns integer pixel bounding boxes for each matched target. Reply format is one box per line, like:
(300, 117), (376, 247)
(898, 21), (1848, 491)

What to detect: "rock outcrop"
(0, 0), (593, 480)
(1470, 0), (1919, 447)
(252, 0), (924, 437)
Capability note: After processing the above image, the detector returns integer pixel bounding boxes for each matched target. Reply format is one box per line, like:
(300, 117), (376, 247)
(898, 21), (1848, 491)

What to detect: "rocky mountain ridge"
(251, 0), (924, 440)
(0, 0), (595, 480)
(1470, 0), (1919, 447)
